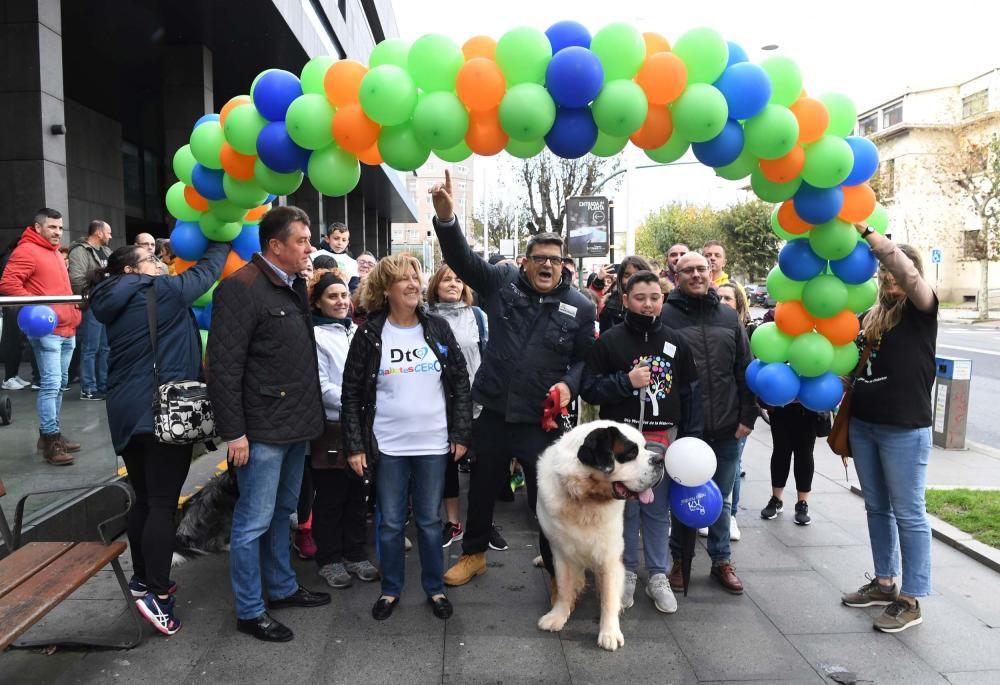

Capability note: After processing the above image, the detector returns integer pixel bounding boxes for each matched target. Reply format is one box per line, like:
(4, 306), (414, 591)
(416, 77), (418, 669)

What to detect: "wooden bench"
(0, 478), (143, 651)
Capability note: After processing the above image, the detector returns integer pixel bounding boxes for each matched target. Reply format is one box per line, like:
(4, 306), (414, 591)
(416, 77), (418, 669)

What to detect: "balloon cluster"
(665, 437), (724, 529)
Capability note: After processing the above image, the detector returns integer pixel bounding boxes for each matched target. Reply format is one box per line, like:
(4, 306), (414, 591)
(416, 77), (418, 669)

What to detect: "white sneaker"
(2, 377), (27, 390)
(645, 573), (678, 613)
(730, 517), (742, 541)
(698, 527), (709, 537)
(622, 570), (637, 609)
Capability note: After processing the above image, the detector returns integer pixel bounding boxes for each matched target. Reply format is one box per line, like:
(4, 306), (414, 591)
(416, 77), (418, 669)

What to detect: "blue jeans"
(230, 441), (306, 619)
(624, 477), (671, 576)
(670, 435), (741, 564)
(732, 435), (748, 516)
(28, 334), (74, 434)
(78, 308), (109, 393)
(376, 451), (448, 598)
(849, 418), (932, 597)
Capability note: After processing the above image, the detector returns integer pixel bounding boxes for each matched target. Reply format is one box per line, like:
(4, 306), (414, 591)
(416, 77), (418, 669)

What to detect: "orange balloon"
(221, 250), (248, 279)
(838, 183), (877, 223)
(815, 309), (860, 346)
(790, 97), (829, 144)
(245, 203), (270, 222)
(219, 142), (256, 180)
(760, 145), (806, 184)
(643, 32), (671, 56)
(220, 95), (251, 127)
(456, 58), (506, 112)
(635, 52), (687, 105)
(775, 300), (815, 337)
(630, 105), (673, 150)
(183, 185), (209, 212)
(357, 142), (383, 166)
(777, 200), (814, 235)
(173, 258), (195, 275)
(465, 108), (508, 156)
(324, 60), (367, 107)
(462, 35), (497, 61)
(332, 103), (381, 154)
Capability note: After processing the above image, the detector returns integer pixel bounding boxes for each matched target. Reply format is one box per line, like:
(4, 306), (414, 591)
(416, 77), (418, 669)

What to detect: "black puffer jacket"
(598, 289), (625, 333)
(207, 254), (324, 444)
(341, 308), (472, 459)
(433, 217), (596, 424)
(659, 288), (757, 439)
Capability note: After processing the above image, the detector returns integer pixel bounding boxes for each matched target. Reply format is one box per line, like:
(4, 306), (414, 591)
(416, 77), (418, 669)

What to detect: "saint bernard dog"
(535, 420), (665, 651)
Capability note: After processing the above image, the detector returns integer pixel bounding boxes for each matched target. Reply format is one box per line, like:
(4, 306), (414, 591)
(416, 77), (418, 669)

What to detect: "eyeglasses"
(137, 242), (155, 248)
(677, 265), (709, 275)
(527, 255), (563, 266)
(358, 260), (376, 268)
(137, 255), (158, 265)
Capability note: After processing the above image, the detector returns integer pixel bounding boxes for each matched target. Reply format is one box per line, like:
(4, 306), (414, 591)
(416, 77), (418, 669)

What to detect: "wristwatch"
(860, 225), (875, 237)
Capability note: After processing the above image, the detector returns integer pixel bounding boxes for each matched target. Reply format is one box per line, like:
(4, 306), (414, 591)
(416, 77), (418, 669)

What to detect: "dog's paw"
(597, 628), (624, 652)
(537, 611), (568, 632)
(532, 555), (544, 568)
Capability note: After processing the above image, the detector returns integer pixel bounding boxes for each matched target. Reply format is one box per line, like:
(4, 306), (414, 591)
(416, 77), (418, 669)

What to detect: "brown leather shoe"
(668, 561), (684, 592)
(710, 562), (743, 594)
(58, 433), (81, 453)
(41, 433), (74, 466)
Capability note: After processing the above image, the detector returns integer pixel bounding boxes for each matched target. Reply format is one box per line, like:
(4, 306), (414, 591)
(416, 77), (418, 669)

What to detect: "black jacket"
(598, 289), (626, 333)
(582, 312), (704, 437)
(433, 216), (596, 424)
(341, 308), (472, 459)
(207, 254), (324, 444)
(659, 288), (757, 439)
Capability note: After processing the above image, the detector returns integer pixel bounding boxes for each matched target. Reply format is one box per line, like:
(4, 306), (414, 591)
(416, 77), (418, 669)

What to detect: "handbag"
(827, 344), (873, 459)
(147, 288), (216, 445)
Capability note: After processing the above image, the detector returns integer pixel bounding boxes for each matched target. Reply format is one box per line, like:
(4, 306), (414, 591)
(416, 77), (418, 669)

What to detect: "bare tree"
(953, 134), (1000, 320)
(472, 196), (530, 255)
(518, 152), (622, 238)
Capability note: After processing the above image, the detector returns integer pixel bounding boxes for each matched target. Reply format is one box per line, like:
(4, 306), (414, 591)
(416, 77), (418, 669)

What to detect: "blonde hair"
(862, 243), (923, 342)
(658, 277), (674, 295)
(718, 282), (750, 325)
(426, 264), (473, 306)
(358, 253), (423, 313)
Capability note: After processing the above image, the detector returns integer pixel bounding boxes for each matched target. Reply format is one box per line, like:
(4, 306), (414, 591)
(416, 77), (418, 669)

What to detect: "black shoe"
(372, 596), (397, 620)
(488, 524), (509, 551)
(428, 595), (453, 620)
(794, 500), (811, 526)
(236, 612), (294, 642)
(760, 496), (783, 520)
(268, 585), (331, 609)
(80, 390), (105, 401)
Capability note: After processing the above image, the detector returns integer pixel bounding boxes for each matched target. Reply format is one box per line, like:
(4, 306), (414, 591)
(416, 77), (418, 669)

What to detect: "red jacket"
(0, 227), (82, 336)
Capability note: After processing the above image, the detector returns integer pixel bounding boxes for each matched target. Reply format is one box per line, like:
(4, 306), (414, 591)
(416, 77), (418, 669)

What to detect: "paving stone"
(892, 596), (1000, 672)
(742, 569), (876, 634)
(562, 635), (699, 685)
(789, 632), (950, 685)
(942, 670), (1000, 684)
(443, 633), (568, 684)
(933, 562), (1000, 627)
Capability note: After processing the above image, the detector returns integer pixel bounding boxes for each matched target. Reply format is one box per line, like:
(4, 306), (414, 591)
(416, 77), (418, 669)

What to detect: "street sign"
(499, 239), (515, 258)
(565, 196), (610, 258)
(931, 248), (943, 264)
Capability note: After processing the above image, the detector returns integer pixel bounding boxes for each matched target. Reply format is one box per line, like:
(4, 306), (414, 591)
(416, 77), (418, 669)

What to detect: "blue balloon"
(778, 239), (827, 281)
(830, 242), (878, 285)
(17, 305), (57, 337)
(256, 122), (311, 174)
(264, 194), (277, 204)
(798, 371), (844, 412)
(714, 62), (772, 120)
(793, 183), (844, 224)
(843, 136), (880, 186)
(545, 20), (591, 52)
(193, 113), (220, 130)
(170, 220), (209, 261)
(545, 107), (598, 159)
(192, 302), (213, 330)
(745, 359), (765, 394)
(545, 46), (603, 108)
(252, 70), (302, 122)
(692, 119), (744, 167)
(755, 362), (801, 407)
(726, 41), (749, 67)
(191, 164), (226, 201)
(231, 223), (261, 261)
(670, 480), (724, 529)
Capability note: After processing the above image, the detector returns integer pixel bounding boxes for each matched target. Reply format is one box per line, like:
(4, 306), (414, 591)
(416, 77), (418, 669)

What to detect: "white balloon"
(664, 437), (717, 486)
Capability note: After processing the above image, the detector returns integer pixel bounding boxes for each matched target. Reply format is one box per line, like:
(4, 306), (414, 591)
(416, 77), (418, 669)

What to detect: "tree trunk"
(979, 258), (990, 320)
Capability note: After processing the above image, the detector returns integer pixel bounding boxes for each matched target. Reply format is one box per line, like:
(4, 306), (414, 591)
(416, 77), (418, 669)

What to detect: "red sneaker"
(294, 529), (317, 560)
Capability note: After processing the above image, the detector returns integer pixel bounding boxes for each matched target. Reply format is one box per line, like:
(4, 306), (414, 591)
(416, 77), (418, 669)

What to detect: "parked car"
(749, 284), (775, 307)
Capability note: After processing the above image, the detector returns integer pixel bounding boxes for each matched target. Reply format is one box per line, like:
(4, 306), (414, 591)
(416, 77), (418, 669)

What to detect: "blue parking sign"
(931, 248), (943, 264)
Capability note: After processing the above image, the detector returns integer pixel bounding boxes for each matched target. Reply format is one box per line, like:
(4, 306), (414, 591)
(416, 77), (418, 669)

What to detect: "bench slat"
(0, 541), (127, 651)
(0, 542), (74, 600)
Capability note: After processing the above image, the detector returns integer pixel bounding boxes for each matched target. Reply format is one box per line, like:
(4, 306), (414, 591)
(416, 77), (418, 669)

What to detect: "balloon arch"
(165, 21), (885, 413)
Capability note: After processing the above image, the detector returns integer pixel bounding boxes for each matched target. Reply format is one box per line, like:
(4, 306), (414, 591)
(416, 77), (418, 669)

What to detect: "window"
(859, 113), (879, 137)
(880, 158), (895, 199)
(457, 181), (466, 191)
(963, 229), (983, 259)
(963, 89), (988, 119)
(883, 101), (903, 128)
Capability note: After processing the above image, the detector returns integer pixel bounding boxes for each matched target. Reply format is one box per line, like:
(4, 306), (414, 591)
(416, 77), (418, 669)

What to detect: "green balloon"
(199, 329), (209, 358)
(750, 322), (792, 363)
(495, 27), (552, 85)
(207, 199), (247, 223)
(592, 131), (628, 158)
(284, 94), (334, 150)
(190, 121), (224, 169)
(499, 83), (556, 141)
(767, 265), (806, 301)
(369, 38), (410, 68)
(761, 56), (803, 107)
(802, 274), (849, 318)
(592, 80), (648, 137)
(809, 219), (857, 260)
(770, 206), (798, 241)
(752, 168), (802, 203)
(377, 123), (431, 171)
(359, 65), (418, 126)
(672, 27), (729, 84)
(788, 331), (835, 377)
(408, 34), (464, 92)
(865, 203), (889, 235)
(819, 93), (857, 138)
(830, 342), (860, 375)
(743, 104), (799, 160)
(254, 159), (304, 195)
(590, 23), (646, 80)
(645, 133), (689, 163)
(166, 182), (201, 222)
(199, 214), (242, 242)
(505, 138), (545, 159)
(173, 145), (197, 185)
(224, 104), (267, 156)
(223, 174), (269, 209)
(193, 281), (218, 309)
(801, 135), (854, 188)
(308, 144), (361, 197)
(436, 140), (474, 162)
(300, 56), (336, 95)
(671, 83), (728, 143)
(845, 278), (878, 313)
(715, 150), (757, 181)
(412, 92), (469, 149)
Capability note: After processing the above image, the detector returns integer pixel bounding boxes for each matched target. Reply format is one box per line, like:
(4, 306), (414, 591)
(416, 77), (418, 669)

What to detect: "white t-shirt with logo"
(373, 320), (449, 456)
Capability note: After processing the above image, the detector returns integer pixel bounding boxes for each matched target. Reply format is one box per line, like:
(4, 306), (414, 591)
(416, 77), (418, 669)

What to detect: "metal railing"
(0, 295), (85, 307)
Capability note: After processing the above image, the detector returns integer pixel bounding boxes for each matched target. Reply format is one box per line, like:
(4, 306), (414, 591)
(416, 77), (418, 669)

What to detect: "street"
(937, 325), (1000, 447)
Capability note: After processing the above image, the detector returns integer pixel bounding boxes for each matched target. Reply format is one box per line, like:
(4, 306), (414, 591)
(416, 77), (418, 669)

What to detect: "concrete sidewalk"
(3, 423), (1000, 684)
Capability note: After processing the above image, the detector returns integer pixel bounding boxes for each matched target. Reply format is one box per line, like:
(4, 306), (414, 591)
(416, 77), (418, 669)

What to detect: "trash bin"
(933, 356), (971, 449)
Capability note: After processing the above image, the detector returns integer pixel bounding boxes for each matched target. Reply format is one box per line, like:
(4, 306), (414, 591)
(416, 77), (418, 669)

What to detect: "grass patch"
(925, 489), (1000, 548)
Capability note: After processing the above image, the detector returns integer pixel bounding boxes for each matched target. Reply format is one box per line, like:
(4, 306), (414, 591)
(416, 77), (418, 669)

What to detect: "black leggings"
(769, 404), (817, 493)
(312, 467), (368, 565)
(121, 434), (193, 595)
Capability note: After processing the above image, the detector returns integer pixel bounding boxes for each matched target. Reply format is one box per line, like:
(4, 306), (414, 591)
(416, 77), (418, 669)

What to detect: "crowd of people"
(0, 182), (937, 640)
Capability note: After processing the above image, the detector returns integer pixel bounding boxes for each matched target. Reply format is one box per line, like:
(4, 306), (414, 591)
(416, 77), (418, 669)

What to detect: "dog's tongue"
(638, 488), (654, 505)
